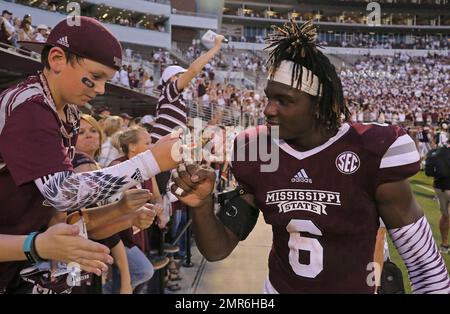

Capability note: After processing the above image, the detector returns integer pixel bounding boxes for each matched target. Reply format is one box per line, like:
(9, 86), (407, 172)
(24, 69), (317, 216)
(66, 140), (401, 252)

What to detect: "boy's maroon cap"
(19, 16), (122, 70)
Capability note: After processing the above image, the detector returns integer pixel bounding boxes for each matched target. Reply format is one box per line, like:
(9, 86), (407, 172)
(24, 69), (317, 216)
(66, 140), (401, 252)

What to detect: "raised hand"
(214, 34), (226, 47)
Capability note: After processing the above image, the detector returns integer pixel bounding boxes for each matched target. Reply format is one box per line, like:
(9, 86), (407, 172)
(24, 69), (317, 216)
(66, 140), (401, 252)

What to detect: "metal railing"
(0, 42), (41, 60)
(170, 217), (193, 267)
(170, 9), (218, 19)
(186, 100), (263, 128)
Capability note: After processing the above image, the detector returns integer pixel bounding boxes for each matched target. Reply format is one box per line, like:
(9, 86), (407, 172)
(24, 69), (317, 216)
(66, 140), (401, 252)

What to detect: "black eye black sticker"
(82, 77), (95, 88)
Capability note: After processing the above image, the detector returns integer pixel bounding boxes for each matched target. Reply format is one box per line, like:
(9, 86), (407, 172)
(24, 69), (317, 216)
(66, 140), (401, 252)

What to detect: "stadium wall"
(228, 41), (449, 57)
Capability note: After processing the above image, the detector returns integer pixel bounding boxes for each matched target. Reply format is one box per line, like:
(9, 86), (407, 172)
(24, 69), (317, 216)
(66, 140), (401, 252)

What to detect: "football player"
(169, 20), (450, 293)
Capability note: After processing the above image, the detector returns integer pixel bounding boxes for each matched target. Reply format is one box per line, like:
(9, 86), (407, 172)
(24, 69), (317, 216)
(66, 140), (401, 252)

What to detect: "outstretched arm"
(376, 180), (450, 294)
(176, 35), (225, 91)
(34, 133), (181, 212)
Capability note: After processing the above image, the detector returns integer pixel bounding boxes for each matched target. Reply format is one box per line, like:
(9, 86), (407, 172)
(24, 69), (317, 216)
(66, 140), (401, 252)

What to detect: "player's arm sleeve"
(377, 179), (450, 293)
(388, 216), (450, 294)
(34, 150), (161, 212)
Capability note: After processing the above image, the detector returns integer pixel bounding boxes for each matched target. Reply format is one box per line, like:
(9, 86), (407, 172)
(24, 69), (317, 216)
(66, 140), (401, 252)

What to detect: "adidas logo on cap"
(291, 169), (312, 184)
(56, 36), (69, 48)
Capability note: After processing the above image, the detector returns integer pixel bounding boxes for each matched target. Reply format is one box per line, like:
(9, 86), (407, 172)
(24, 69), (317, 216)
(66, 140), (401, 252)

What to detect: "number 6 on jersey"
(287, 219), (323, 278)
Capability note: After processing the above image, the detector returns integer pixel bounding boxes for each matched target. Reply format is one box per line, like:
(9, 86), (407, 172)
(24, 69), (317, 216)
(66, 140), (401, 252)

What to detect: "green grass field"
(388, 171), (450, 293)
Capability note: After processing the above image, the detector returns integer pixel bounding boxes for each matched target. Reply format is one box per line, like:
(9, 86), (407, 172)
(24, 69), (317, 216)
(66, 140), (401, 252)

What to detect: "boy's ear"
(47, 47), (68, 74)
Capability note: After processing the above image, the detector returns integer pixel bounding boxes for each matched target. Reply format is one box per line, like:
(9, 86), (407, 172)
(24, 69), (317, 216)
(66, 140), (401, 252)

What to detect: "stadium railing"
(187, 100), (261, 128)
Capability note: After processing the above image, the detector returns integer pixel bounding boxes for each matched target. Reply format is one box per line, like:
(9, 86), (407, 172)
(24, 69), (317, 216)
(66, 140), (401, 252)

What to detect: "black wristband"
(30, 232), (47, 263)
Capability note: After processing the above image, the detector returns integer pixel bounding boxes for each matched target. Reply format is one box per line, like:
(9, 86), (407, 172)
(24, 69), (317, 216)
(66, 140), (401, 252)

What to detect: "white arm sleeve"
(389, 216), (450, 294)
(35, 150), (160, 212)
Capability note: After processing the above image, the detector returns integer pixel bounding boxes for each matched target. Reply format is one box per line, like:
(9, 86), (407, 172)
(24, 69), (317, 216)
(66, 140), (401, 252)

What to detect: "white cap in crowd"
(160, 65), (187, 85)
(141, 115), (155, 125)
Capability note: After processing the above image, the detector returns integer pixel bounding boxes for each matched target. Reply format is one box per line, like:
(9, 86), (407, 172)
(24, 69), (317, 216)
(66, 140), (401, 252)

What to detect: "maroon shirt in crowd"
(150, 80), (187, 144)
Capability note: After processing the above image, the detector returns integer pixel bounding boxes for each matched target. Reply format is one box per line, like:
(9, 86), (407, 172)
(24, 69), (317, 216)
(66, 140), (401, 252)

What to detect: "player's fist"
(170, 162), (216, 208)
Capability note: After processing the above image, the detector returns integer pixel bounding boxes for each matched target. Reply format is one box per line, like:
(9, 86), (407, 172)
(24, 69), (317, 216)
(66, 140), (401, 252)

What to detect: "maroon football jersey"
(0, 74), (79, 293)
(231, 123), (420, 293)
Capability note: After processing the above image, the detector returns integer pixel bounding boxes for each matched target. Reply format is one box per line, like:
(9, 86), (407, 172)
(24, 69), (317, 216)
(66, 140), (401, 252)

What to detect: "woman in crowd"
(98, 116), (124, 167)
(18, 19), (33, 43)
(75, 114), (134, 294)
(105, 127), (165, 293)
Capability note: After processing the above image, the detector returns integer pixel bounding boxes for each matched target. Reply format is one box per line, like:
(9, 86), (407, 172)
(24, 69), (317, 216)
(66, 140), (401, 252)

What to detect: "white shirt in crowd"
(34, 32), (46, 43)
(142, 79), (154, 95)
(111, 71), (120, 84)
(2, 18), (15, 35)
(217, 96), (225, 107)
(202, 94), (210, 107)
(182, 88), (193, 102)
(415, 111), (423, 122)
(125, 48), (132, 59)
(120, 69), (130, 87)
(98, 138), (123, 168)
(439, 132), (449, 146)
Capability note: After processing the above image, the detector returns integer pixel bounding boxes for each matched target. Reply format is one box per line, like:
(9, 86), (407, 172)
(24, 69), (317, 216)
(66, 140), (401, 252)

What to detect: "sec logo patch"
(336, 151), (360, 174)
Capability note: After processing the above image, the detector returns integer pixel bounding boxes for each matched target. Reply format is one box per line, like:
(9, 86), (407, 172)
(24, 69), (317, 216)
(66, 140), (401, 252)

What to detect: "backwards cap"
(20, 16), (122, 70)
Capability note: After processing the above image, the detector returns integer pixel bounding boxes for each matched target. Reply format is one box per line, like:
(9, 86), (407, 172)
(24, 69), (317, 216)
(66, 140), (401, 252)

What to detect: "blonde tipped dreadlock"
(264, 19), (349, 131)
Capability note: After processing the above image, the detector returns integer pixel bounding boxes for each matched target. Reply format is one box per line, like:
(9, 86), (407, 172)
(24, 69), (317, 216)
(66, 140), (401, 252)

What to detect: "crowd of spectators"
(341, 53), (449, 127)
(3, 7), (448, 132)
(322, 37), (450, 50)
(232, 31), (449, 50)
(0, 9), (50, 48)
(111, 63), (156, 95)
(7, 1), (168, 32)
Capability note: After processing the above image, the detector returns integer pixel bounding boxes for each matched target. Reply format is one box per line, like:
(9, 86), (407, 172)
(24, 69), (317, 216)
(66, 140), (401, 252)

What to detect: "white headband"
(269, 60), (322, 97)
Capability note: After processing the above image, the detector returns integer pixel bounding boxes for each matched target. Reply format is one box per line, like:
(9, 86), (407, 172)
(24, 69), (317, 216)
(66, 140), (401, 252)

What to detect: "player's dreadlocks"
(265, 19), (349, 131)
